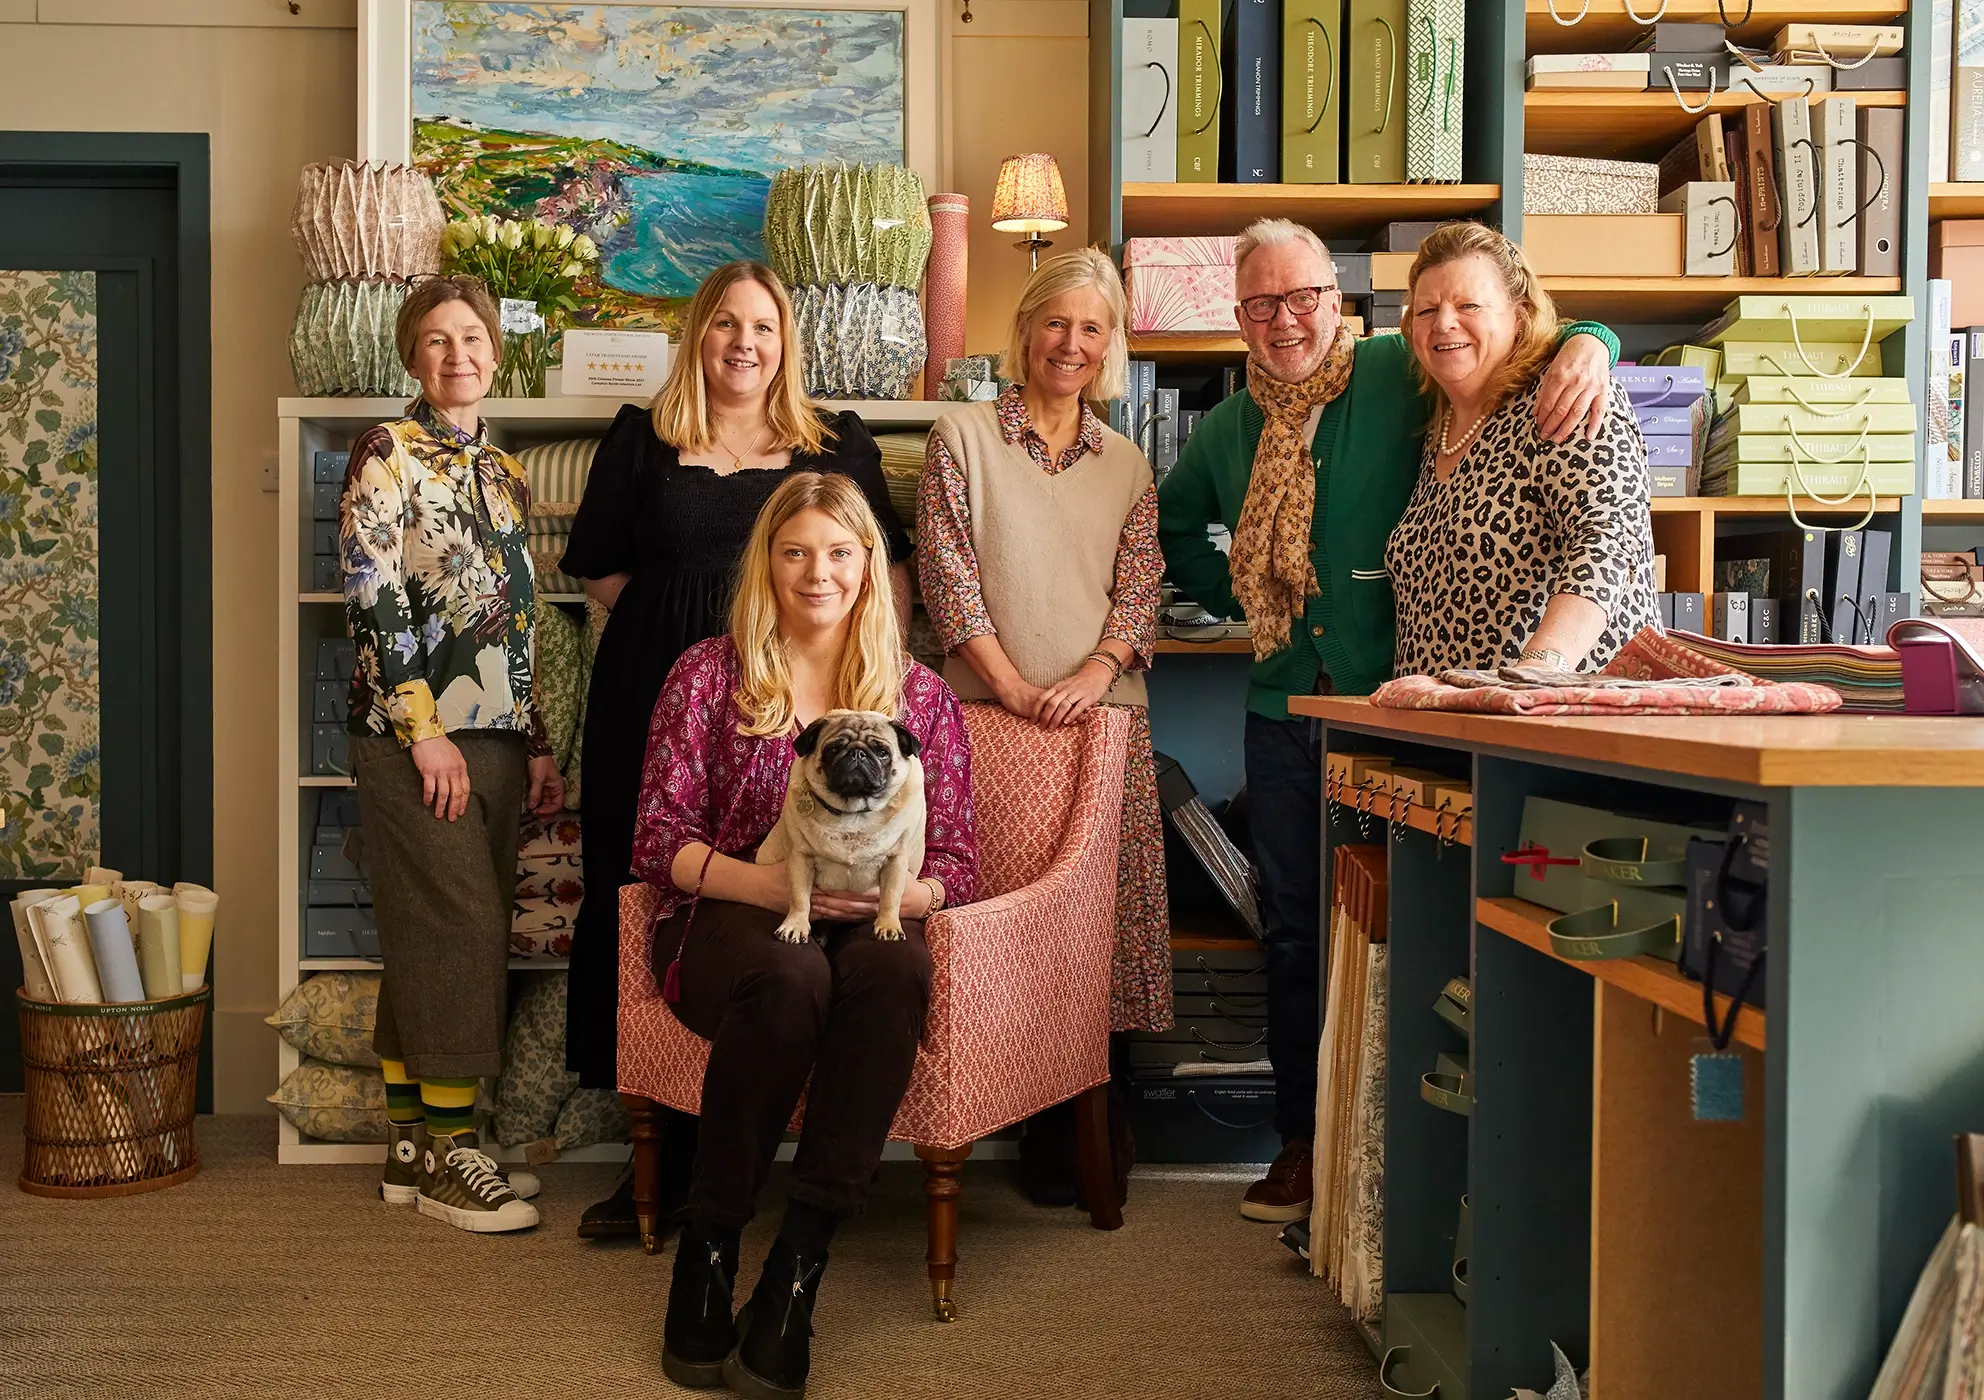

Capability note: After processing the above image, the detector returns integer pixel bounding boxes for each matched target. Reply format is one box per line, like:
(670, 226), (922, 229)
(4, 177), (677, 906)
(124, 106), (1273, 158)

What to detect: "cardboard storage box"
(1931, 223), (1984, 325)
(1125, 1077), (1280, 1163)
(304, 906), (380, 960)
(1525, 214), (1683, 277)
(1123, 237), (1239, 333)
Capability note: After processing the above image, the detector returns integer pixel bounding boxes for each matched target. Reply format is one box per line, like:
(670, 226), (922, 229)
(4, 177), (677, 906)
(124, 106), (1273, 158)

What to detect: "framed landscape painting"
(359, 0), (941, 329)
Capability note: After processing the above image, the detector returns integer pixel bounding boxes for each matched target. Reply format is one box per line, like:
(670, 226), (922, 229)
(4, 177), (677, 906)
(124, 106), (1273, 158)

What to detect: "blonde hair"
(998, 247), (1129, 404)
(650, 261), (829, 457)
(728, 472), (903, 737)
(1405, 222), (1561, 423)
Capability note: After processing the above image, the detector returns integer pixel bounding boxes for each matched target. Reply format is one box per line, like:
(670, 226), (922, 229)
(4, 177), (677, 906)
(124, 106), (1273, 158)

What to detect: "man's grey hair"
(1233, 218), (1337, 279)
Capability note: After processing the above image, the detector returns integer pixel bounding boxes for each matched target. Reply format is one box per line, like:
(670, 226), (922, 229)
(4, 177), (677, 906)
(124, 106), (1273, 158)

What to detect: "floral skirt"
(1111, 706), (1173, 1032)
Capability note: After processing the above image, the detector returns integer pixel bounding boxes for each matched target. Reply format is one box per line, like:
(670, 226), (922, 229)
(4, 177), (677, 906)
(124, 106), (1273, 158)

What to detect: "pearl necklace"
(1439, 406), (1486, 458)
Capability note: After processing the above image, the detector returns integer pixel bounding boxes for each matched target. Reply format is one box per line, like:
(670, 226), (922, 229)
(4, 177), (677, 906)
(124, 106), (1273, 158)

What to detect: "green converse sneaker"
(417, 1131), (540, 1234)
(381, 1119), (425, 1205)
(383, 1122), (539, 1205)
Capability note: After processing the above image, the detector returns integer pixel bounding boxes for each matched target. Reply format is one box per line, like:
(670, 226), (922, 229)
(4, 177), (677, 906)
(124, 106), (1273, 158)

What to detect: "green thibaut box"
(1702, 459), (1918, 497)
(1724, 403), (1917, 435)
(1699, 294), (1915, 344)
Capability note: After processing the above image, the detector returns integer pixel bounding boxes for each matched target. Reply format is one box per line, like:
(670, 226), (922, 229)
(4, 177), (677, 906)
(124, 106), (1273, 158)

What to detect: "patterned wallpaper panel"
(0, 271), (99, 879)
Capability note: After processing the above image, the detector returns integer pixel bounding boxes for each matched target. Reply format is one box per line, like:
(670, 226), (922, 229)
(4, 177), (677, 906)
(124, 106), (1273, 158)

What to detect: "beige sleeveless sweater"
(932, 400), (1153, 709)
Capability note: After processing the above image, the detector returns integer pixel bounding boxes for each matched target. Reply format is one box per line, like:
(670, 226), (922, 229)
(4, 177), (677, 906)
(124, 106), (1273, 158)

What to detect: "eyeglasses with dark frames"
(1238, 285), (1337, 323)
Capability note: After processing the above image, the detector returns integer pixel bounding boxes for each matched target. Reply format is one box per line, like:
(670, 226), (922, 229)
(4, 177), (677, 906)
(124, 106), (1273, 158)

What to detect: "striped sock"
(420, 1078), (478, 1141)
(380, 1057), (422, 1126)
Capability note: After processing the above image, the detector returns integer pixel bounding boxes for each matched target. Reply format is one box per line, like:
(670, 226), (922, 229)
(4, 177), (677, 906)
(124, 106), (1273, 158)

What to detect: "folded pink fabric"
(1371, 628), (1844, 715)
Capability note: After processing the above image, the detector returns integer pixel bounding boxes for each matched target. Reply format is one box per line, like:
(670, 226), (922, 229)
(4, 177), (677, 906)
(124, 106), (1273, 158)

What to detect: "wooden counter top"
(1288, 696), (1984, 788)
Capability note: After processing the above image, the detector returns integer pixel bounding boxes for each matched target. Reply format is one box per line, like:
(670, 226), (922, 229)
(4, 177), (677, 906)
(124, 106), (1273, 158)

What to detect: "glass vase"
(493, 299), (552, 399)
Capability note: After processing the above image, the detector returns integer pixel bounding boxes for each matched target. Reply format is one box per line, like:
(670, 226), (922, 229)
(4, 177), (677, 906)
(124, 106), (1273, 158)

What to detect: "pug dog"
(757, 709), (926, 944)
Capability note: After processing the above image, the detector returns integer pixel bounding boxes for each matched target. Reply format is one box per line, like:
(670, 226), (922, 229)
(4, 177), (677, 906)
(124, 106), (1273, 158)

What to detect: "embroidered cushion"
(493, 971), (581, 1147)
(268, 1059), (387, 1143)
(264, 971), (381, 1069)
(515, 438), (600, 593)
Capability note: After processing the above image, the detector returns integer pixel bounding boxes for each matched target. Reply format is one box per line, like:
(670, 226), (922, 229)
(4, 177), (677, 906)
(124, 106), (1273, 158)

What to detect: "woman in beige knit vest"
(916, 249), (1168, 1194)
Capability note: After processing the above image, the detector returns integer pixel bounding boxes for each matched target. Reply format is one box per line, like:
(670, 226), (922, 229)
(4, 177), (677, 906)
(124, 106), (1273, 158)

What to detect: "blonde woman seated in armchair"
(629, 471), (977, 1399)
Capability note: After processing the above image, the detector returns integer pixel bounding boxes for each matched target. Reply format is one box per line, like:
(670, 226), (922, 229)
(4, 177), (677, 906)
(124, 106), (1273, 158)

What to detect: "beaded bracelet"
(1086, 649), (1124, 681)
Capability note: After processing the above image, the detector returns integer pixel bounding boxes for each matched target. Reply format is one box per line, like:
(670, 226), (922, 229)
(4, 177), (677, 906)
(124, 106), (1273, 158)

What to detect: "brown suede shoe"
(1240, 1139), (1313, 1223)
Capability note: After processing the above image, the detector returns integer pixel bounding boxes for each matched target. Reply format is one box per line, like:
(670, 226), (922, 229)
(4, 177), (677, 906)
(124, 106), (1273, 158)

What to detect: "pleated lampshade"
(989, 154), (1069, 234)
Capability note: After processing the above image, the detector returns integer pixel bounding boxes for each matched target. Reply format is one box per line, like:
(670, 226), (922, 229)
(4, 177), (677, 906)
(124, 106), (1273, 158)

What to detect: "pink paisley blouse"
(630, 636), (979, 926)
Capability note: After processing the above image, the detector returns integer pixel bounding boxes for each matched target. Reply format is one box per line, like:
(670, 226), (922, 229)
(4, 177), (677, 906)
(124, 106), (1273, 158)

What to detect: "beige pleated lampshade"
(290, 162), (446, 282)
(990, 154), (1069, 234)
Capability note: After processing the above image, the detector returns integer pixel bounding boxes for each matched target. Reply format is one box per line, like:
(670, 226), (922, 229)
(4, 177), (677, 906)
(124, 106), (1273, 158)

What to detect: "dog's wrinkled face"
(793, 710), (921, 810)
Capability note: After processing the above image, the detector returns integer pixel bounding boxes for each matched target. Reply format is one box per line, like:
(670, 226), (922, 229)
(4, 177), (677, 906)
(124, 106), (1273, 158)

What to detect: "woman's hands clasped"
(995, 657), (1113, 730)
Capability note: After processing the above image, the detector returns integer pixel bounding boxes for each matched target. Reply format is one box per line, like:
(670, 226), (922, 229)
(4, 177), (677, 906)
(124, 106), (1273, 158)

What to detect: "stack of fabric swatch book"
(1665, 294), (1918, 505)
(1313, 843), (1388, 1320)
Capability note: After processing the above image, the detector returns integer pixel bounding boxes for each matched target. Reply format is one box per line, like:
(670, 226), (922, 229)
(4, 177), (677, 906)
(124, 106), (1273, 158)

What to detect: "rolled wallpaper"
(34, 896), (102, 1004)
(174, 886), (217, 992)
(923, 193), (969, 402)
(9, 891), (58, 1001)
(84, 900), (146, 1003)
(113, 879), (160, 922)
(136, 898), (184, 1000)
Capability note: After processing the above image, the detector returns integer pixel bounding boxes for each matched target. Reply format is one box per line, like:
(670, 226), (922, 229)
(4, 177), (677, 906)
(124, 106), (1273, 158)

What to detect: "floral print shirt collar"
(410, 397), (490, 451)
(995, 385), (1106, 476)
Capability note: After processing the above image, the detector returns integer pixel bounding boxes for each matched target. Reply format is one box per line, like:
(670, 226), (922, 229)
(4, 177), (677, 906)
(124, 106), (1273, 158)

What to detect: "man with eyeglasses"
(1157, 217), (1618, 1227)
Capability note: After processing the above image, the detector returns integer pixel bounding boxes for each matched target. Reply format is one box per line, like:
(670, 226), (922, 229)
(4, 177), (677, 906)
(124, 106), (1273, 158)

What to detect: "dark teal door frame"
(0, 132), (213, 1107)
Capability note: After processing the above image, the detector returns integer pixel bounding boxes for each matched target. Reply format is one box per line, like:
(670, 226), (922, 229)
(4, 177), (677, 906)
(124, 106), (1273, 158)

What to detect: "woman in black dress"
(558, 261), (912, 1235)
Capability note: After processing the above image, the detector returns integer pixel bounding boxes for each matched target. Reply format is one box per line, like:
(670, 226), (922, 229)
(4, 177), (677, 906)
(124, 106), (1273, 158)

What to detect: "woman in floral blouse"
(916, 249), (1168, 1039)
(340, 275), (565, 1235)
(633, 471), (975, 1399)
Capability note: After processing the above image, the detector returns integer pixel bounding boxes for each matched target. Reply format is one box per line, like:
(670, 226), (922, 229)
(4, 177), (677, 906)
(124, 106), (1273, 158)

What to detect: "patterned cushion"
(874, 431), (928, 526)
(516, 814), (583, 959)
(267, 1059), (386, 1143)
(616, 704), (1132, 1150)
(535, 601), (589, 776)
(554, 1086), (630, 1150)
(493, 971), (580, 1147)
(264, 972), (381, 1069)
(514, 438), (599, 505)
(517, 437), (598, 594)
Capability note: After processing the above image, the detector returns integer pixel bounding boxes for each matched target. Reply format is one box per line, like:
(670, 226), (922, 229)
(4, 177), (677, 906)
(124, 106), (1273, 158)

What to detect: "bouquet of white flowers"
(440, 216), (600, 396)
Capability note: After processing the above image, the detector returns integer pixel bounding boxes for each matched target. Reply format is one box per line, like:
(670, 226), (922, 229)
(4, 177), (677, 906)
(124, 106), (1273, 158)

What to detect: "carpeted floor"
(0, 1099), (1380, 1399)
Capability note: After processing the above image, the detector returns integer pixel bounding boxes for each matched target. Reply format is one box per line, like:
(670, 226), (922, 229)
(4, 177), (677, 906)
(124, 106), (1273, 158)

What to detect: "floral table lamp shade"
(990, 154), (1069, 269)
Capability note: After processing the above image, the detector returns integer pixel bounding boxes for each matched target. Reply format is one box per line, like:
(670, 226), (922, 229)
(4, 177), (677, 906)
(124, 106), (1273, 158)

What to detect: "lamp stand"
(1013, 234), (1054, 270)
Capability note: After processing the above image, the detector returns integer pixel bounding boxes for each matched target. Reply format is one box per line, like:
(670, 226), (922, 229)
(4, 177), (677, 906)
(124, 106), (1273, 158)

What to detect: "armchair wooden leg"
(622, 1093), (663, 1255)
(915, 1142), (973, 1322)
(1073, 1083), (1125, 1231)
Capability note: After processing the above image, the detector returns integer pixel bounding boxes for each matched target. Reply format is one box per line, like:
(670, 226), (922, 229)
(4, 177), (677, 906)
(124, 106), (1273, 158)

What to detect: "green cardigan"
(1156, 326), (1618, 720)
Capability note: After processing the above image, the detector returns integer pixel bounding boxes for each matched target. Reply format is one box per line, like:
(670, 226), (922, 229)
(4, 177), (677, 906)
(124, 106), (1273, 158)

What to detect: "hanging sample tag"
(1692, 1050), (1745, 1122)
(499, 297), (545, 334)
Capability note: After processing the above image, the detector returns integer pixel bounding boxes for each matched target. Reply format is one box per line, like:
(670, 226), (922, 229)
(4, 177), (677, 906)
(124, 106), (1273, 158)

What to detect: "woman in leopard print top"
(1384, 223), (1659, 677)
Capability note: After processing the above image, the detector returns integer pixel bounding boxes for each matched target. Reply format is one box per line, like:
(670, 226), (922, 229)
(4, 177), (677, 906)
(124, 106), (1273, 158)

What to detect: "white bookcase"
(274, 396), (947, 1164)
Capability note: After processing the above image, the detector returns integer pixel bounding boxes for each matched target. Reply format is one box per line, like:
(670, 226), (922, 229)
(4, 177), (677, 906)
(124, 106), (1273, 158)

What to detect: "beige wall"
(0, 10), (357, 1113)
(0, 0), (1088, 1113)
(945, 0), (1092, 355)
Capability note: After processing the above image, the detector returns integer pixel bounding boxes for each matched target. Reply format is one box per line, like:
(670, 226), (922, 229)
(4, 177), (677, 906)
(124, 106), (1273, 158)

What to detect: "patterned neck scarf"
(1231, 325), (1357, 659)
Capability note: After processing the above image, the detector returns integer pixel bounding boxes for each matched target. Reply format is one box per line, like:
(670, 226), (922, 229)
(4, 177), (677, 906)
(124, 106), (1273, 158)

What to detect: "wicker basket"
(17, 986), (209, 1198)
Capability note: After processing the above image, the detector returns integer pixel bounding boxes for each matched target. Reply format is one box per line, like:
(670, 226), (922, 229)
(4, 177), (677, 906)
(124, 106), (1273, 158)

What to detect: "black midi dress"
(557, 402), (912, 1086)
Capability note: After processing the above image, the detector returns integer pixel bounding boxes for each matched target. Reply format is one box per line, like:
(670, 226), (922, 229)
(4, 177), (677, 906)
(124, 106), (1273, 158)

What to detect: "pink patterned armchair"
(618, 703), (1132, 1320)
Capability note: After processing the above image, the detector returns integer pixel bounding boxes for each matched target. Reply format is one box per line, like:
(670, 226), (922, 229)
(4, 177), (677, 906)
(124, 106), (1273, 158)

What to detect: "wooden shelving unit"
(1122, 182), (1501, 238)
(1478, 896), (1765, 1052)
(1523, 89), (1905, 160)
(1931, 182), (1984, 220)
(1922, 499), (1984, 520)
(1524, 0), (1905, 51)
(1541, 275), (1904, 323)
(1154, 636), (1252, 654)
(1129, 332), (1246, 362)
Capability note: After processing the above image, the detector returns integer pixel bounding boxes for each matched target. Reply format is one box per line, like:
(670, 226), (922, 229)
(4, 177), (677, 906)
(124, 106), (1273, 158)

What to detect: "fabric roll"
(9, 891), (59, 1001)
(85, 865), (122, 886)
(173, 886), (217, 992)
(71, 883), (110, 912)
(84, 900), (146, 1003)
(922, 193), (969, 401)
(36, 895), (103, 1003)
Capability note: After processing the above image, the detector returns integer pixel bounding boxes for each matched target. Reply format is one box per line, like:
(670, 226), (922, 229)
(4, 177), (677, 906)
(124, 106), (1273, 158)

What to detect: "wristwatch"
(1520, 646), (1569, 669)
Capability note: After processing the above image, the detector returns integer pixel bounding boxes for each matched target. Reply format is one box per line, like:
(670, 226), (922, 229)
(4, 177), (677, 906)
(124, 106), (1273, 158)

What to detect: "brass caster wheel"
(641, 1231), (658, 1256)
(933, 1298), (957, 1323)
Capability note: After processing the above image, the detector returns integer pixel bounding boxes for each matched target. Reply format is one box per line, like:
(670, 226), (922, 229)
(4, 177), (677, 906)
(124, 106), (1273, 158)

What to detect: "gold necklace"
(714, 421), (771, 473)
(1439, 406), (1487, 458)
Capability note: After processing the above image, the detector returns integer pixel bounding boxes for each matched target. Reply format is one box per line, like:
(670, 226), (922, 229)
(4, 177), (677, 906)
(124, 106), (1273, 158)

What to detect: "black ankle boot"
(661, 1223), (740, 1388)
(723, 1236), (829, 1400)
